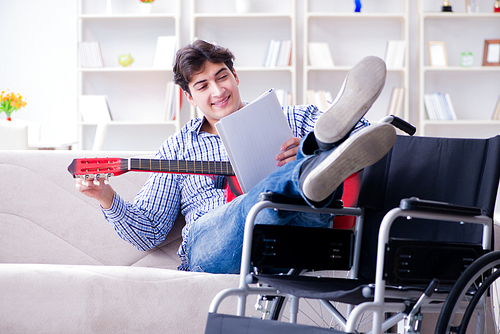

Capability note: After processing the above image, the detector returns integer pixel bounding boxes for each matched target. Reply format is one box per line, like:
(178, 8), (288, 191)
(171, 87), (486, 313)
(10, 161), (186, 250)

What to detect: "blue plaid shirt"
(103, 105), (369, 270)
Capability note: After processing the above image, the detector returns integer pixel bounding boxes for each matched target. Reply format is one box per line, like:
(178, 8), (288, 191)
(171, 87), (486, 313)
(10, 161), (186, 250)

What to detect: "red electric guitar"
(68, 157), (243, 202)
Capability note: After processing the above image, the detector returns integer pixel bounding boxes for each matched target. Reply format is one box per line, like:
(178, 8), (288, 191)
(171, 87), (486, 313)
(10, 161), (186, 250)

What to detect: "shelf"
(307, 12), (407, 19)
(190, 0), (297, 118)
(422, 119), (500, 125)
(234, 66), (294, 72)
(77, 0), (181, 150)
(78, 67), (172, 73)
(417, 0), (500, 138)
(193, 13), (292, 19)
(422, 12), (500, 18)
(78, 14), (176, 19)
(423, 66), (500, 72)
(303, 0), (410, 123)
(420, 120), (500, 139)
(80, 121), (179, 126)
(307, 66), (408, 73)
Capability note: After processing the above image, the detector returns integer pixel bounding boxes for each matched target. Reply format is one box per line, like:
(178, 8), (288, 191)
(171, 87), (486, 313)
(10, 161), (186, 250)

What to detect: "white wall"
(0, 1), (77, 143)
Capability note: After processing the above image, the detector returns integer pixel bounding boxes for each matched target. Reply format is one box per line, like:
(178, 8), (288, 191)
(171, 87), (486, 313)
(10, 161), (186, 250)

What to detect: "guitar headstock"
(68, 157), (127, 186)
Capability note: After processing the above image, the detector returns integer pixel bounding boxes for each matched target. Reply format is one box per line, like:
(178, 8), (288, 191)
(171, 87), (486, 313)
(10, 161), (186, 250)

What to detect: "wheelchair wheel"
(435, 250), (500, 334)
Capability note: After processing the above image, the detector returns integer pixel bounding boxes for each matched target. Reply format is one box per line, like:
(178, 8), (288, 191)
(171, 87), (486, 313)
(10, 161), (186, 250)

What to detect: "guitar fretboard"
(128, 158), (235, 176)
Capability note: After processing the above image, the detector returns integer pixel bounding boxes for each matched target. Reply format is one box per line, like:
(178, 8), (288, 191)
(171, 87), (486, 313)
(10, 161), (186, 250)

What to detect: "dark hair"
(173, 40), (235, 96)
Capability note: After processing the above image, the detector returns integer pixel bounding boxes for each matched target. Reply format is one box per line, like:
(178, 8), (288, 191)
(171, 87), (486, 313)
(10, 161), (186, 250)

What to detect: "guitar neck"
(128, 158), (235, 176)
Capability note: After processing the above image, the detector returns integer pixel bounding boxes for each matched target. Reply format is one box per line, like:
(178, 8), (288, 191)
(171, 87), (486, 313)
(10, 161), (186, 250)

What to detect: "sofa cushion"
(0, 150), (183, 268)
(0, 263), (241, 333)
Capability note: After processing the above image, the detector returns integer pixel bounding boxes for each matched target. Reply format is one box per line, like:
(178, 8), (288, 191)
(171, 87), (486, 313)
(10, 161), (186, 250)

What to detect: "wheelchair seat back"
(357, 135), (500, 285)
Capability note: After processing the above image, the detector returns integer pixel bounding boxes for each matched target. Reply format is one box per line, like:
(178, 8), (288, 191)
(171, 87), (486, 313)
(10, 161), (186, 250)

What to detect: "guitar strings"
(129, 159), (234, 175)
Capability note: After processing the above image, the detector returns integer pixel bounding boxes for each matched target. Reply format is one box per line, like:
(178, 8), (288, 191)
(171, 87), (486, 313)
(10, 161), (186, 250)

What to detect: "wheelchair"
(205, 116), (500, 334)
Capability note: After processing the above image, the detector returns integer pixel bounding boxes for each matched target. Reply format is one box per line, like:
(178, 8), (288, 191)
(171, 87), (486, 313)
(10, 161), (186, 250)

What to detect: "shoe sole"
(303, 123), (396, 203)
(315, 56), (387, 144)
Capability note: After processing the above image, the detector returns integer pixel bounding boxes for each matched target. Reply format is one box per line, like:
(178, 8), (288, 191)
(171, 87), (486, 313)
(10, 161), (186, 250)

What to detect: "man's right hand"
(75, 177), (115, 210)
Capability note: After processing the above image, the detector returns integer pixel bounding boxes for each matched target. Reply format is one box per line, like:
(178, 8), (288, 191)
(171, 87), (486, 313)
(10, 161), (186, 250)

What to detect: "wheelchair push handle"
(379, 115), (416, 136)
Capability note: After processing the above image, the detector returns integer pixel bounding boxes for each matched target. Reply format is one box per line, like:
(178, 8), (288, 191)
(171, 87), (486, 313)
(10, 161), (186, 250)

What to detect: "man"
(77, 40), (396, 274)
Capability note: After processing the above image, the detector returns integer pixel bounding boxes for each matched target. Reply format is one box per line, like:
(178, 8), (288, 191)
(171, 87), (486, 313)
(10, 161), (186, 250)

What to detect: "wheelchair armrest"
(399, 197), (483, 216)
(258, 191), (344, 209)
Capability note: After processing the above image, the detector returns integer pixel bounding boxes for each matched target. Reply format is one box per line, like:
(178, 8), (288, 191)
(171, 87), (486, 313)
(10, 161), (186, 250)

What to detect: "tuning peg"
(93, 179), (100, 186)
(82, 174), (94, 187)
(104, 174), (110, 185)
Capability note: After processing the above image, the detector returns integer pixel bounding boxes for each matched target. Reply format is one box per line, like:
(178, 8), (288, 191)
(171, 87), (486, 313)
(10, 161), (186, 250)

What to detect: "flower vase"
(140, 3), (153, 14)
(6, 117), (11, 121)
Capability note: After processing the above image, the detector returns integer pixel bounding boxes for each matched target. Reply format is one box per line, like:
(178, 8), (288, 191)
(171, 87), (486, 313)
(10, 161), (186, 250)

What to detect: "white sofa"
(2, 150), (500, 333)
(0, 150), (244, 333)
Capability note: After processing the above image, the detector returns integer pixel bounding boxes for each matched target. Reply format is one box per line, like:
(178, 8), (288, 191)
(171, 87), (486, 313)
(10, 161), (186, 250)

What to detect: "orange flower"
(0, 89), (27, 118)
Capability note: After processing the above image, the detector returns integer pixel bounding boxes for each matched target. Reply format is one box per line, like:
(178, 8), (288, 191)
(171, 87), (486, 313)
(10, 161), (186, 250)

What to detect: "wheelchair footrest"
(385, 238), (485, 285)
(251, 225), (353, 271)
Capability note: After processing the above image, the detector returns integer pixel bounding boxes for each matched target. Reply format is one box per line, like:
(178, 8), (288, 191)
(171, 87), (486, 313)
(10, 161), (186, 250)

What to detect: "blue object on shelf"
(355, 0), (362, 12)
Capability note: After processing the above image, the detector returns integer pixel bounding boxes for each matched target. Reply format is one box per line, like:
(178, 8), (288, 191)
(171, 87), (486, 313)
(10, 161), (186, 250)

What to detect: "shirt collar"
(186, 116), (214, 137)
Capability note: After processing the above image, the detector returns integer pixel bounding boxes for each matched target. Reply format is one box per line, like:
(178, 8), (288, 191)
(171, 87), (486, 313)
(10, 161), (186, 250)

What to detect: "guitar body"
(68, 157), (243, 202)
(225, 175), (243, 202)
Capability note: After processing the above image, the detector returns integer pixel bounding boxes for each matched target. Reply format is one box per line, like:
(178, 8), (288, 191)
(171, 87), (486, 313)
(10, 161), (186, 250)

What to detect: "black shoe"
(300, 123), (396, 203)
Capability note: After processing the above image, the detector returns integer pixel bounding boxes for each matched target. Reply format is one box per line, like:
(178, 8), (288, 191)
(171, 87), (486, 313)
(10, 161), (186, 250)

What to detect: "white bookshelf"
(189, 0), (297, 119)
(76, 0), (181, 150)
(418, 0), (500, 138)
(303, 0), (410, 124)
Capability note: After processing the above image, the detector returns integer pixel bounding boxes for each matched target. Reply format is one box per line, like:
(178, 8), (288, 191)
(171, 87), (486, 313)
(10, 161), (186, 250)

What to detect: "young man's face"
(185, 61), (244, 131)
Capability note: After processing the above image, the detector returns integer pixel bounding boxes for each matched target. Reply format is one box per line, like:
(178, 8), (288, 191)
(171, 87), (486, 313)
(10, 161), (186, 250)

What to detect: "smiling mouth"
(212, 95), (230, 106)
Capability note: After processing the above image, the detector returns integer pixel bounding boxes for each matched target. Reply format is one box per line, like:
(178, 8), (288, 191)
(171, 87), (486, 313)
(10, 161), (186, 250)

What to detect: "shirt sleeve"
(102, 138), (182, 251)
(284, 105), (322, 138)
(284, 104), (371, 138)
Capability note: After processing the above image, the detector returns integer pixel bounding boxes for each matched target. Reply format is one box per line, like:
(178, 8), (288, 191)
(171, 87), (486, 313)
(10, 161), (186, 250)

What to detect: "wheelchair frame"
(206, 125), (500, 334)
(208, 195), (493, 334)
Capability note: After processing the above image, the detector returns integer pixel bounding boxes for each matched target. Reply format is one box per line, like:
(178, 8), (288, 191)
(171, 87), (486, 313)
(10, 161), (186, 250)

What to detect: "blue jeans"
(186, 132), (342, 274)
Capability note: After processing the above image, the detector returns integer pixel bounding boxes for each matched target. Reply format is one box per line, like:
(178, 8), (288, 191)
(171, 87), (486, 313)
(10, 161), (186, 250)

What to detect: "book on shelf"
(164, 81), (180, 121)
(492, 95), (500, 120)
(215, 88), (293, 193)
(443, 93), (457, 120)
(386, 87), (404, 118)
(277, 40), (292, 67)
(78, 95), (112, 123)
(306, 89), (333, 112)
(308, 42), (334, 67)
(264, 40), (292, 67)
(384, 40), (406, 69)
(423, 92), (457, 121)
(78, 41), (104, 68)
(153, 36), (177, 68)
(274, 89), (293, 107)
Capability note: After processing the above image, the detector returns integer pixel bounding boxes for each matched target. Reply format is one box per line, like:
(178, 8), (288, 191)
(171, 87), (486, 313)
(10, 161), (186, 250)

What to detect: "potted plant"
(139, 0), (154, 14)
(0, 89), (27, 121)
